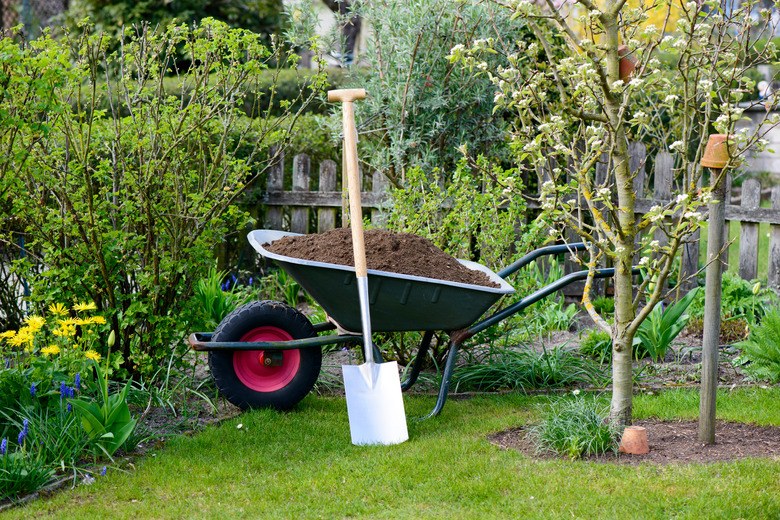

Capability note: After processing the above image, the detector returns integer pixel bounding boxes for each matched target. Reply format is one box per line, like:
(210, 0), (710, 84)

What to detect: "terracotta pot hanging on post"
(618, 45), (637, 81)
(701, 134), (735, 168)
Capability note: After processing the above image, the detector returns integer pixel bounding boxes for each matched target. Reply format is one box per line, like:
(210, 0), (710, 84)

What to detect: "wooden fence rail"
(262, 148), (780, 291)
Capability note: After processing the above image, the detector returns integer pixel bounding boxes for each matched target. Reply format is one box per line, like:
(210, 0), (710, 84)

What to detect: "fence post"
(592, 153), (610, 297)
(721, 173), (733, 270)
(680, 165), (702, 292)
(769, 186), (780, 291)
(371, 170), (388, 226)
(291, 154), (311, 234)
(738, 178), (761, 281)
(265, 147), (284, 230)
(318, 160), (338, 233)
(652, 152), (674, 254)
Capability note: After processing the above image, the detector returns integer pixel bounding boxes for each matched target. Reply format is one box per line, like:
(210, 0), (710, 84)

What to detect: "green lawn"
(5, 388), (780, 520)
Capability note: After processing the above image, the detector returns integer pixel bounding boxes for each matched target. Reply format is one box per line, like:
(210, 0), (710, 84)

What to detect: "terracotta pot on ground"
(619, 426), (650, 454)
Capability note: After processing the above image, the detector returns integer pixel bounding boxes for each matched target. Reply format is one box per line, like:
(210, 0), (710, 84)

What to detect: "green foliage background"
(0, 19), (326, 376)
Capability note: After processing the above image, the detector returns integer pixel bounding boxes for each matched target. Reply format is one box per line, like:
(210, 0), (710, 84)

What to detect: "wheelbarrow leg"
(401, 331), (433, 391)
(420, 334), (464, 419)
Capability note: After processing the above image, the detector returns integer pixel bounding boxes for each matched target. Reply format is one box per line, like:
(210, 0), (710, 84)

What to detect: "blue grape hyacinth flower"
(17, 419), (28, 445)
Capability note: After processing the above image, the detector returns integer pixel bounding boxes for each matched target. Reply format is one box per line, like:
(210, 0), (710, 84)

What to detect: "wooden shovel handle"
(328, 89), (366, 103)
(329, 89), (368, 278)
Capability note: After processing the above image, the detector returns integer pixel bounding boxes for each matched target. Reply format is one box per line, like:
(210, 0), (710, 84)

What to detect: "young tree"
(450, 0), (780, 425)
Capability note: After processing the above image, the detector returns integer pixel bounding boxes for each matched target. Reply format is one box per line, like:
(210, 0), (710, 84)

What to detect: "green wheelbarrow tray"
(248, 229), (515, 333)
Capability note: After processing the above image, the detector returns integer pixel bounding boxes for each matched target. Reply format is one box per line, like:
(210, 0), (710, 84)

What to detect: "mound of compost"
(265, 228), (499, 288)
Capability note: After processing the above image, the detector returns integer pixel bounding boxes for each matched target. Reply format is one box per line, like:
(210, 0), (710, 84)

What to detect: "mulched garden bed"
(489, 418), (780, 465)
(264, 227), (499, 288)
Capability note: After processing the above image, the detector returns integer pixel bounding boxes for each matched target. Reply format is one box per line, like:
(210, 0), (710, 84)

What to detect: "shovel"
(328, 88), (408, 446)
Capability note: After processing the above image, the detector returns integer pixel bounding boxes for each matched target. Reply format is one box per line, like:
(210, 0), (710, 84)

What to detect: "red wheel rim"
(233, 327), (301, 392)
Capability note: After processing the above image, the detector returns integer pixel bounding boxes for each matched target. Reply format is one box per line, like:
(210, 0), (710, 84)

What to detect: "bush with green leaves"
(579, 328), (613, 364)
(527, 395), (619, 460)
(689, 272), (774, 323)
(59, 0), (285, 47)
(385, 156), (543, 273)
(1, 20), (326, 377)
(735, 305), (780, 383)
(338, 0), (561, 182)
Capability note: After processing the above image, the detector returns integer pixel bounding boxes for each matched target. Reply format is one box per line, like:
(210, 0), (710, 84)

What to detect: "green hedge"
(86, 68), (350, 119)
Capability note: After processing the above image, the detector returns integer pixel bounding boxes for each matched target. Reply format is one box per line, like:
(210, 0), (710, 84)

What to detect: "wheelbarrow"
(188, 230), (622, 418)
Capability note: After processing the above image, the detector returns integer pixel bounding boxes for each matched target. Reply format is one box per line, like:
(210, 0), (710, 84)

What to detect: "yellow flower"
(0, 330), (16, 339)
(74, 318), (92, 326)
(8, 329), (33, 347)
(85, 350), (101, 361)
(41, 345), (61, 356)
(48, 303), (68, 317)
(89, 316), (106, 325)
(73, 301), (97, 312)
(53, 325), (76, 338)
(24, 315), (46, 332)
(58, 318), (78, 326)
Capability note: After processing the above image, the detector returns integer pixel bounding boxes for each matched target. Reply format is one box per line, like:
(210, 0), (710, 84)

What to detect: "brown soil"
(489, 419), (780, 465)
(265, 227), (499, 288)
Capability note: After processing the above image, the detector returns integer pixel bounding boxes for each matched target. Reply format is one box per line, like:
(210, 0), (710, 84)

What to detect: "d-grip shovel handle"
(329, 88), (374, 363)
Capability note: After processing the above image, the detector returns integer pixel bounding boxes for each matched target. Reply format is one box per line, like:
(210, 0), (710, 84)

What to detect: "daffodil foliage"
(0, 19), (327, 377)
(449, 0), (780, 425)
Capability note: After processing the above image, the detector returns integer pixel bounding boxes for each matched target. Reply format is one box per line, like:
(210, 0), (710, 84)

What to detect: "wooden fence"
(262, 147), (780, 291)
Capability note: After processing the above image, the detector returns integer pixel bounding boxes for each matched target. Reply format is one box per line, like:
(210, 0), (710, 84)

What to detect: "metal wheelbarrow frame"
(188, 230), (622, 417)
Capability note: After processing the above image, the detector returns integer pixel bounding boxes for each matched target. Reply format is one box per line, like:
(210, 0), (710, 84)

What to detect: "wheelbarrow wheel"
(208, 300), (321, 411)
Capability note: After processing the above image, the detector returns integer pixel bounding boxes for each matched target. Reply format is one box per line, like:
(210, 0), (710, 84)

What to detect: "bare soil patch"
(265, 227), (499, 288)
(489, 419), (780, 465)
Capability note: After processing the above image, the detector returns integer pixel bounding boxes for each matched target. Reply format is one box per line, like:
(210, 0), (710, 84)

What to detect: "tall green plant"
(193, 267), (245, 331)
(68, 335), (137, 457)
(633, 287), (699, 362)
(4, 20), (326, 376)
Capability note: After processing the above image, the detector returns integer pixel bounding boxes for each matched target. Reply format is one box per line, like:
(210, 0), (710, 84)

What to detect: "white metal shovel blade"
(343, 361), (409, 446)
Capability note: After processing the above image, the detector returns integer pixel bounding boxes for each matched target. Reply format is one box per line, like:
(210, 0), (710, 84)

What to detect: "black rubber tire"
(208, 300), (321, 411)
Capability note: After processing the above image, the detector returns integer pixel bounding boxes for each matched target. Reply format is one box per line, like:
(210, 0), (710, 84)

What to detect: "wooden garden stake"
(698, 134), (733, 444)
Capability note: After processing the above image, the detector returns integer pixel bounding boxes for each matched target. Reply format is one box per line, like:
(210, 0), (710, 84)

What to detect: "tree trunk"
(604, 8), (637, 428)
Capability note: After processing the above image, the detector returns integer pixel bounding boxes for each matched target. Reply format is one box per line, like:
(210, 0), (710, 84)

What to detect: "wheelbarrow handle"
(497, 242), (589, 279)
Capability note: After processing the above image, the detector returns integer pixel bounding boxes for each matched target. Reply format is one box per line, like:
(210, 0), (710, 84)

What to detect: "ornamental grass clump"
(527, 394), (620, 460)
(453, 343), (606, 392)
